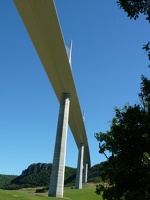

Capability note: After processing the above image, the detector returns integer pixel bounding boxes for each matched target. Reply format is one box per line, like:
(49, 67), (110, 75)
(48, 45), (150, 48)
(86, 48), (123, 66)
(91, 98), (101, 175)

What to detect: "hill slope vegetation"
(1, 162), (102, 189)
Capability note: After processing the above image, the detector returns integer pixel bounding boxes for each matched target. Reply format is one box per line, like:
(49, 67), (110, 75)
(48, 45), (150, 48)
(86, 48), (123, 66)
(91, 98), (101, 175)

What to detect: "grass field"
(0, 184), (103, 200)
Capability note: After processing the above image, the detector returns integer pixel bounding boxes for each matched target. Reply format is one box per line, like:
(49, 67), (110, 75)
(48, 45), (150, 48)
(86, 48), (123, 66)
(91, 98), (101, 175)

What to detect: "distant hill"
(0, 175), (17, 188)
(88, 164), (102, 183)
(2, 162), (103, 190)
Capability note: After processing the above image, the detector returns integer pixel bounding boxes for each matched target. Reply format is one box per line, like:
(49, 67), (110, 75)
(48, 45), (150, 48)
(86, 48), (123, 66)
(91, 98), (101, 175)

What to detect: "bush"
(35, 188), (46, 193)
(2, 184), (21, 190)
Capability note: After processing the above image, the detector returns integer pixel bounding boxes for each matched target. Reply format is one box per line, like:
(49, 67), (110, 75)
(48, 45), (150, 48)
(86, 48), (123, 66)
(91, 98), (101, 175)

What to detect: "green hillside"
(0, 175), (17, 188)
(1, 162), (102, 190)
(88, 164), (101, 183)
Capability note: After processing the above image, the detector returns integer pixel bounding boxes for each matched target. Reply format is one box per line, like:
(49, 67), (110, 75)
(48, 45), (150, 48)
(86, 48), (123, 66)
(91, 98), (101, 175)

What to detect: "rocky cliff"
(20, 163), (51, 176)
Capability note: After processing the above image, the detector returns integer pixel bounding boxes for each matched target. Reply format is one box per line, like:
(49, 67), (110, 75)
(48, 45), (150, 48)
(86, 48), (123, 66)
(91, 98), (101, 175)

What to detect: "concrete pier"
(83, 163), (88, 183)
(48, 93), (70, 198)
(75, 144), (84, 189)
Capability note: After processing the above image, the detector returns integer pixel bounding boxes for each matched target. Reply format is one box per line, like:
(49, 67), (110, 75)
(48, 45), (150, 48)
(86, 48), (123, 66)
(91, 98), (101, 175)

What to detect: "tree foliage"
(142, 42), (150, 62)
(95, 76), (150, 200)
(117, 0), (150, 22)
(95, 2), (150, 199)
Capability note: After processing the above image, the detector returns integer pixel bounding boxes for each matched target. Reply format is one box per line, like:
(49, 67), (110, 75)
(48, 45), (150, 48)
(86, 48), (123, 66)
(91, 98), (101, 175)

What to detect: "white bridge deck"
(14, 0), (91, 168)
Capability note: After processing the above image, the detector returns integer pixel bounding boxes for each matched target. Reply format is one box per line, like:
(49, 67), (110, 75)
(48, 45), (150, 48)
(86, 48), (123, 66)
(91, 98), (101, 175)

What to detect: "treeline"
(0, 175), (17, 188)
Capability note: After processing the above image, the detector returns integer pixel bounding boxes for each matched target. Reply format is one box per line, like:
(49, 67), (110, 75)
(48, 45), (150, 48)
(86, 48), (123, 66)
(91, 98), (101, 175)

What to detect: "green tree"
(95, 77), (150, 200)
(95, 2), (150, 199)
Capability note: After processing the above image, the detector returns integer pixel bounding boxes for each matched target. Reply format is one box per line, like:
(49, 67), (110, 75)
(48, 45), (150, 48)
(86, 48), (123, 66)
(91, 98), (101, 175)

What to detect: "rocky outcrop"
(21, 163), (51, 176)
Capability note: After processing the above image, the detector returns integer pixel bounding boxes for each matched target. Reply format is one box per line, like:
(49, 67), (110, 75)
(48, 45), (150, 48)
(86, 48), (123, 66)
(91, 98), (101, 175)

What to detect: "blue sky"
(0, 0), (150, 175)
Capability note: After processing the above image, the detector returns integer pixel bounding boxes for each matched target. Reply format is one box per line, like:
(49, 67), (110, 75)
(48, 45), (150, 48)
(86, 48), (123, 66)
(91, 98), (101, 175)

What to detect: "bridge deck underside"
(14, 0), (91, 167)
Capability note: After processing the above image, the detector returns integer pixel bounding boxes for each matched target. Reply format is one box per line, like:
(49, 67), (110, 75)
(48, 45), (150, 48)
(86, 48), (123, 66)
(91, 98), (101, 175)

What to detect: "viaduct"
(14, 0), (91, 198)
